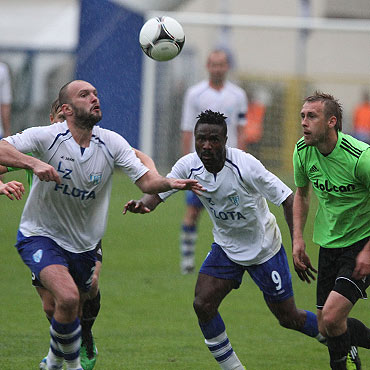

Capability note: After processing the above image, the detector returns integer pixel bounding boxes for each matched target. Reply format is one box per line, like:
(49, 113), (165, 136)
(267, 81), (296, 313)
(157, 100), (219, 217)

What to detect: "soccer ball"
(139, 16), (185, 62)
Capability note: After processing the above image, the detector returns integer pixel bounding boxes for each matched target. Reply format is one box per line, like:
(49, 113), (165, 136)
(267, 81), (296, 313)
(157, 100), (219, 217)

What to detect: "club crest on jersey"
(89, 173), (102, 185)
(33, 249), (43, 263)
(228, 194), (240, 206)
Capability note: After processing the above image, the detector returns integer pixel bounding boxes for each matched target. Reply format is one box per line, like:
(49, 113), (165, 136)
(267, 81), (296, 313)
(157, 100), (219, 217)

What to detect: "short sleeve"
(293, 145), (309, 187)
(356, 148), (370, 191)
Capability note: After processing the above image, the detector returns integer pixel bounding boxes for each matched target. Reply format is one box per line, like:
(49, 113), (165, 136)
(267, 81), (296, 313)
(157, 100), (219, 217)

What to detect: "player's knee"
(57, 292), (80, 314)
(321, 308), (341, 333)
(43, 301), (56, 318)
(275, 310), (303, 331)
(193, 296), (215, 320)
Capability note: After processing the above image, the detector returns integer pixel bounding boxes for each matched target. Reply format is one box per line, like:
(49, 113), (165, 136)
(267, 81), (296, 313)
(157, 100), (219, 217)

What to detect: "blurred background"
(0, 0), (369, 173)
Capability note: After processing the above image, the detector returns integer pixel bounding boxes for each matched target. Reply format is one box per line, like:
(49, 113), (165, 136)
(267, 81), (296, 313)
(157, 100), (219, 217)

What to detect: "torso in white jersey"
(5, 121), (148, 253)
(181, 80), (247, 150)
(160, 147), (292, 265)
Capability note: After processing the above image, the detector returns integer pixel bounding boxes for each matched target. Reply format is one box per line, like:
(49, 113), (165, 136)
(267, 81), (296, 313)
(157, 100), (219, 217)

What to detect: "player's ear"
(62, 103), (73, 116)
(328, 116), (337, 128)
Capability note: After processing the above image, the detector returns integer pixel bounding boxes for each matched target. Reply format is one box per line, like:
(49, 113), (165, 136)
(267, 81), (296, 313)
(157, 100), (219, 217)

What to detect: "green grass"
(0, 170), (369, 369)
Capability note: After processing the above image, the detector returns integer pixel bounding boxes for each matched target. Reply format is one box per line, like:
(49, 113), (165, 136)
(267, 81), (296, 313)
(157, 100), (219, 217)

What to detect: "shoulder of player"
(294, 137), (307, 152)
(224, 81), (246, 95)
(337, 132), (369, 160)
(186, 80), (209, 96)
(225, 147), (256, 170)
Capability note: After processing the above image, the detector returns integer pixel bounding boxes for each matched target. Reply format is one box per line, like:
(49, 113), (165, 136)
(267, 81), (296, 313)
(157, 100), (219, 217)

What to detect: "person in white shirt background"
(0, 61), (12, 139)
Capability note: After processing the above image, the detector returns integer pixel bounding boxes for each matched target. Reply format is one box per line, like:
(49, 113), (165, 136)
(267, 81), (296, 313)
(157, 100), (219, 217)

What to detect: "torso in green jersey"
(293, 131), (370, 248)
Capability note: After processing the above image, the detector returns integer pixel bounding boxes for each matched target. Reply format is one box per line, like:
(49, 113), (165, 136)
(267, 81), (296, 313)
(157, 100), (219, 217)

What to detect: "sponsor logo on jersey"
(33, 249), (43, 263)
(89, 172), (102, 185)
(313, 179), (355, 193)
(54, 183), (96, 200)
(228, 194), (240, 206)
(209, 206), (246, 221)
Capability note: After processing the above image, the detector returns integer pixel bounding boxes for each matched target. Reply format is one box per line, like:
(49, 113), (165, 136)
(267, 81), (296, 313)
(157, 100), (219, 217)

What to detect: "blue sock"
(199, 312), (225, 339)
(301, 310), (319, 337)
(50, 317), (82, 369)
(199, 313), (244, 369)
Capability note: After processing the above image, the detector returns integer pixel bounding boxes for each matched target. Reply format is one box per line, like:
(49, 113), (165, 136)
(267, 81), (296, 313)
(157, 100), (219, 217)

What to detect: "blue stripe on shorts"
(200, 243), (293, 302)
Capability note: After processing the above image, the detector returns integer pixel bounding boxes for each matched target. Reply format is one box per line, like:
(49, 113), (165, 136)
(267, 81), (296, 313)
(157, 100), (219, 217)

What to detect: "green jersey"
(7, 153), (34, 188)
(293, 131), (370, 248)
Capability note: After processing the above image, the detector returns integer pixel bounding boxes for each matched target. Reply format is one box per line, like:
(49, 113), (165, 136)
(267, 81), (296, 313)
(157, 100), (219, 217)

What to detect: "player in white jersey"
(179, 49), (247, 274)
(0, 61), (12, 139)
(0, 80), (202, 370)
(124, 110), (327, 370)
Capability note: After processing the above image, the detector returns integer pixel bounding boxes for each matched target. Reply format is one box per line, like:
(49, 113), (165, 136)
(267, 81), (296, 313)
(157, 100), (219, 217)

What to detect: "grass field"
(0, 170), (369, 369)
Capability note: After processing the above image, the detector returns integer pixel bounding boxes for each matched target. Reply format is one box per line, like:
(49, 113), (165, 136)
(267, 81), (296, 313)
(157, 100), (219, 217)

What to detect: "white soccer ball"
(139, 16), (185, 62)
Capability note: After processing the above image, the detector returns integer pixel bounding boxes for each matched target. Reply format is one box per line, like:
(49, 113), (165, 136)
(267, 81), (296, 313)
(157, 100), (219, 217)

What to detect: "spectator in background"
(352, 90), (370, 144)
(179, 49), (248, 274)
(0, 61), (12, 138)
(244, 90), (266, 157)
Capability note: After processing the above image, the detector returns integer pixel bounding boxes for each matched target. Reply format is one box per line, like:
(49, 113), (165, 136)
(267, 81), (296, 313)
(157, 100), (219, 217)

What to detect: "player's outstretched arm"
(0, 180), (25, 200)
(135, 170), (204, 195)
(292, 185), (317, 283)
(123, 194), (162, 214)
(134, 149), (159, 175)
(0, 140), (61, 184)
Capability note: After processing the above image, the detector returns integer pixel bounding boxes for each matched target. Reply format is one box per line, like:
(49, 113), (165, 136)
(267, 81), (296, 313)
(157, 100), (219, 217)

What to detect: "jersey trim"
(188, 165), (203, 178)
(92, 134), (114, 159)
(340, 138), (363, 159)
(48, 129), (71, 151)
(225, 158), (243, 182)
(297, 138), (307, 151)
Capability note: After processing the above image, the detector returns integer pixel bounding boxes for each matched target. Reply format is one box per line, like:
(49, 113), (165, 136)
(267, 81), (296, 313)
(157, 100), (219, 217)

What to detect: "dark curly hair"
(194, 110), (228, 137)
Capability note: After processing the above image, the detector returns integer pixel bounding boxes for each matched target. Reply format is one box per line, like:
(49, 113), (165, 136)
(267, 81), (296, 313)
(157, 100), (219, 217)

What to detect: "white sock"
(205, 331), (245, 370)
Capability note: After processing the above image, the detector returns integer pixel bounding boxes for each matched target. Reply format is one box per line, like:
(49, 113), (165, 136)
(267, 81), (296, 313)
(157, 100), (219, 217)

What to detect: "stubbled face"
(195, 123), (227, 174)
(207, 52), (229, 86)
(65, 81), (102, 129)
(300, 101), (331, 146)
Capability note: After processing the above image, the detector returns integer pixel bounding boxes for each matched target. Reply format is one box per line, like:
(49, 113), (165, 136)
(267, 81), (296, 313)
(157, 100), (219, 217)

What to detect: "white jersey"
(181, 80), (247, 150)
(0, 62), (12, 137)
(160, 147), (292, 265)
(5, 121), (149, 253)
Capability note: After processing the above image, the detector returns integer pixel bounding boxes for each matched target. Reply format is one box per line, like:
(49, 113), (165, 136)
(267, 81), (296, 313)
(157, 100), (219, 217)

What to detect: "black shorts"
(316, 237), (370, 309)
(32, 240), (103, 288)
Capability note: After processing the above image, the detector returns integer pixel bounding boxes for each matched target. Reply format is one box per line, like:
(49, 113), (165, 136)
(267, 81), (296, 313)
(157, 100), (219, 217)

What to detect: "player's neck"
(209, 80), (225, 91)
(317, 131), (338, 155)
(67, 121), (92, 148)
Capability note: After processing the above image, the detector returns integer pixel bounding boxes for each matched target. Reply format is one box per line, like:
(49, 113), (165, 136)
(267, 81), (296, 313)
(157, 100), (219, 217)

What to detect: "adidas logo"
(309, 165), (319, 174)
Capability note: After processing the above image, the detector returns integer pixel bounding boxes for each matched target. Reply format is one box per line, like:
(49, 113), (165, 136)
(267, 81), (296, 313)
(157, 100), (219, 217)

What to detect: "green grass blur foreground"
(0, 170), (369, 369)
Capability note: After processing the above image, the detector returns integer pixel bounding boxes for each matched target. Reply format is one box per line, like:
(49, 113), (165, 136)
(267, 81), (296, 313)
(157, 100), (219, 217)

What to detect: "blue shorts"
(185, 190), (203, 208)
(16, 231), (97, 292)
(200, 243), (294, 302)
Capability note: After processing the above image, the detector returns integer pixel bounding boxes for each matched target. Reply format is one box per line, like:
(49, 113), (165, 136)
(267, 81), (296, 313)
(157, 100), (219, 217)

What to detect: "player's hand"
(0, 180), (25, 200)
(168, 178), (205, 195)
(352, 247), (370, 280)
(123, 200), (151, 214)
(32, 161), (61, 184)
(292, 240), (317, 283)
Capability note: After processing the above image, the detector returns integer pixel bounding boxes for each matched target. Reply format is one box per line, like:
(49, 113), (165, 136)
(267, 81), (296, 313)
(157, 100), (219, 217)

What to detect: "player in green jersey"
(292, 91), (370, 370)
